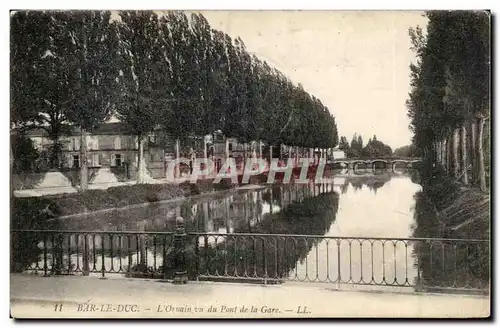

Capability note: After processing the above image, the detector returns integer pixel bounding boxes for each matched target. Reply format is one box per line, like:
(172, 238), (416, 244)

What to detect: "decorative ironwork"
(11, 229), (489, 293)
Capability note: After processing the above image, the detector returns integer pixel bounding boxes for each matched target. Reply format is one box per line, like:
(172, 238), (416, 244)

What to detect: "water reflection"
(411, 191), (489, 290)
(16, 171), (484, 291)
(58, 182), (339, 234)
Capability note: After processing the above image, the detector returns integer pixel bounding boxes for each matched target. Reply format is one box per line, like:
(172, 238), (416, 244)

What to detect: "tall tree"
(63, 11), (120, 190)
(116, 11), (169, 184)
(11, 11), (73, 168)
(408, 11), (490, 191)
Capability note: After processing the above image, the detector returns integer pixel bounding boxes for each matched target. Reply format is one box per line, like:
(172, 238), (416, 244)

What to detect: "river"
(12, 169), (488, 291)
(58, 170), (420, 236)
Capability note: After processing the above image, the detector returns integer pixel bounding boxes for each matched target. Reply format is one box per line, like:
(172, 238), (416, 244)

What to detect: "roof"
(15, 122), (136, 137)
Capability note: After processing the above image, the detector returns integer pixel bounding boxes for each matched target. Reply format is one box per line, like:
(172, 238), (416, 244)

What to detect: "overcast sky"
(199, 11), (429, 150)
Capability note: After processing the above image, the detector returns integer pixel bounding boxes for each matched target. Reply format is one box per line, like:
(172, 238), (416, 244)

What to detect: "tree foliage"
(11, 10), (340, 178)
(407, 11), (490, 190)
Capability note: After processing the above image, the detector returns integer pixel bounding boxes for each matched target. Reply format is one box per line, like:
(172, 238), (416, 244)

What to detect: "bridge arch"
(352, 160), (368, 171)
(391, 160), (412, 171)
(370, 160), (389, 170)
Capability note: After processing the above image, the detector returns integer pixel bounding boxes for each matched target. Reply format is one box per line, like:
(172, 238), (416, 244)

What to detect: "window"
(87, 136), (99, 150)
(150, 153), (154, 162)
(228, 143), (233, 151)
(114, 154), (122, 167)
(91, 153), (100, 167)
(73, 155), (80, 168)
(69, 137), (80, 151)
(114, 136), (121, 150)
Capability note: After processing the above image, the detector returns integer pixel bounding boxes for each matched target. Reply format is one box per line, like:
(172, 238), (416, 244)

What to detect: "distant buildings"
(332, 148), (346, 160)
(17, 122), (338, 182)
(21, 123), (165, 179)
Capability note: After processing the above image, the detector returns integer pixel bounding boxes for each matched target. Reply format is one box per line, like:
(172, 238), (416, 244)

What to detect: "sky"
(198, 11), (429, 150)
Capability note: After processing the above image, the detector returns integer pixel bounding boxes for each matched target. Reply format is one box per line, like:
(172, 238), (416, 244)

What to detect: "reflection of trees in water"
(195, 191), (340, 281)
(411, 191), (489, 290)
(11, 197), (65, 273)
(12, 183), (338, 275)
(339, 173), (392, 194)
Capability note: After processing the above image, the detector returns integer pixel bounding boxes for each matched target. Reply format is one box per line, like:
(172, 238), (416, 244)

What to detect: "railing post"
(100, 233), (106, 279)
(83, 234), (89, 276)
(337, 239), (341, 289)
(172, 217), (188, 284)
(43, 233), (48, 277)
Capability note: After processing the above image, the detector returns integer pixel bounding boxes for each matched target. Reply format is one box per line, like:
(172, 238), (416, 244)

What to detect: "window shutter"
(86, 135), (91, 150)
(111, 154), (116, 167)
(74, 137), (80, 151)
(67, 155), (73, 168)
(94, 137), (99, 150)
(91, 154), (98, 167)
(114, 136), (121, 150)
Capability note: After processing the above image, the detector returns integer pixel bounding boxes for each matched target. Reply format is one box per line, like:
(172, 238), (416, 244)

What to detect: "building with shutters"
(23, 122), (166, 179)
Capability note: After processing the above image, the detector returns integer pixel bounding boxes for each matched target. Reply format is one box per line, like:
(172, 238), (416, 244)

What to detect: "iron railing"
(10, 230), (175, 279)
(11, 229), (489, 293)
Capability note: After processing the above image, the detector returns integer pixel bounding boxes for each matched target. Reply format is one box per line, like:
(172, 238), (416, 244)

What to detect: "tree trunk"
(137, 135), (145, 184)
(460, 124), (468, 185)
(175, 138), (180, 178)
(203, 137), (208, 175)
(203, 137), (208, 160)
(295, 146), (299, 167)
(80, 129), (88, 191)
(269, 188), (273, 214)
(243, 142), (248, 172)
(470, 120), (477, 184)
(446, 136), (451, 172)
(10, 144), (14, 197)
(477, 116), (487, 191)
(436, 141), (441, 166)
(440, 140), (446, 167)
(452, 128), (459, 178)
(190, 147), (195, 175)
(434, 142), (439, 166)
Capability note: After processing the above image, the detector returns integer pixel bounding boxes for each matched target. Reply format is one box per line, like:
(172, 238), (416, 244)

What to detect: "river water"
(59, 170), (420, 236)
(13, 169), (489, 291)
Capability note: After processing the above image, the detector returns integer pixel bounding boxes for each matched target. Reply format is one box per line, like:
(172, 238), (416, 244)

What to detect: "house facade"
(25, 123), (166, 179)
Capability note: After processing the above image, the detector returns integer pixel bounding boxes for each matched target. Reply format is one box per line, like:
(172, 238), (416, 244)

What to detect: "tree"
(157, 12), (204, 175)
(116, 11), (169, 184)
(62, 11), (120, 190)
(338, 136), (350, 153)
(408, 11), (490, 191)
(11, 11), (73, 168)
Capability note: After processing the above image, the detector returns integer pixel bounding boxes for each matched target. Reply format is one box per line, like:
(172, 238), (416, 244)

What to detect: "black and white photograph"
(9, 9), (491, 318)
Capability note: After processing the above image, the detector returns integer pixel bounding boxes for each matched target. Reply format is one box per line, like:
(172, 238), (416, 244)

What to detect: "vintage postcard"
(9, 9), (491, 319)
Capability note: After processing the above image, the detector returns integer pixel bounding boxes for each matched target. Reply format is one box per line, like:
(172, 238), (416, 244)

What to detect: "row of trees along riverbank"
(11, 11), (339, 190)
(407, 11), (490, 192)
(337, 134), (393, 159)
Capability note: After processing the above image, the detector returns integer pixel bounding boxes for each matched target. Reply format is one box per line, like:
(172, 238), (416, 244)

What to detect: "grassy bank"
(11, 176), (271, 229)
(413, 163), (490, 240)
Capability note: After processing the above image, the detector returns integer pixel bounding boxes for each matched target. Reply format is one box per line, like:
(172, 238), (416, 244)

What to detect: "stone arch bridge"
(328, 158), (422, 172)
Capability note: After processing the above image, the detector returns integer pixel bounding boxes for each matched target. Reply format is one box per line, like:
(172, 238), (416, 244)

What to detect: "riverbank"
(11, 174), (273, 229)
(414, 164), (490, 240)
